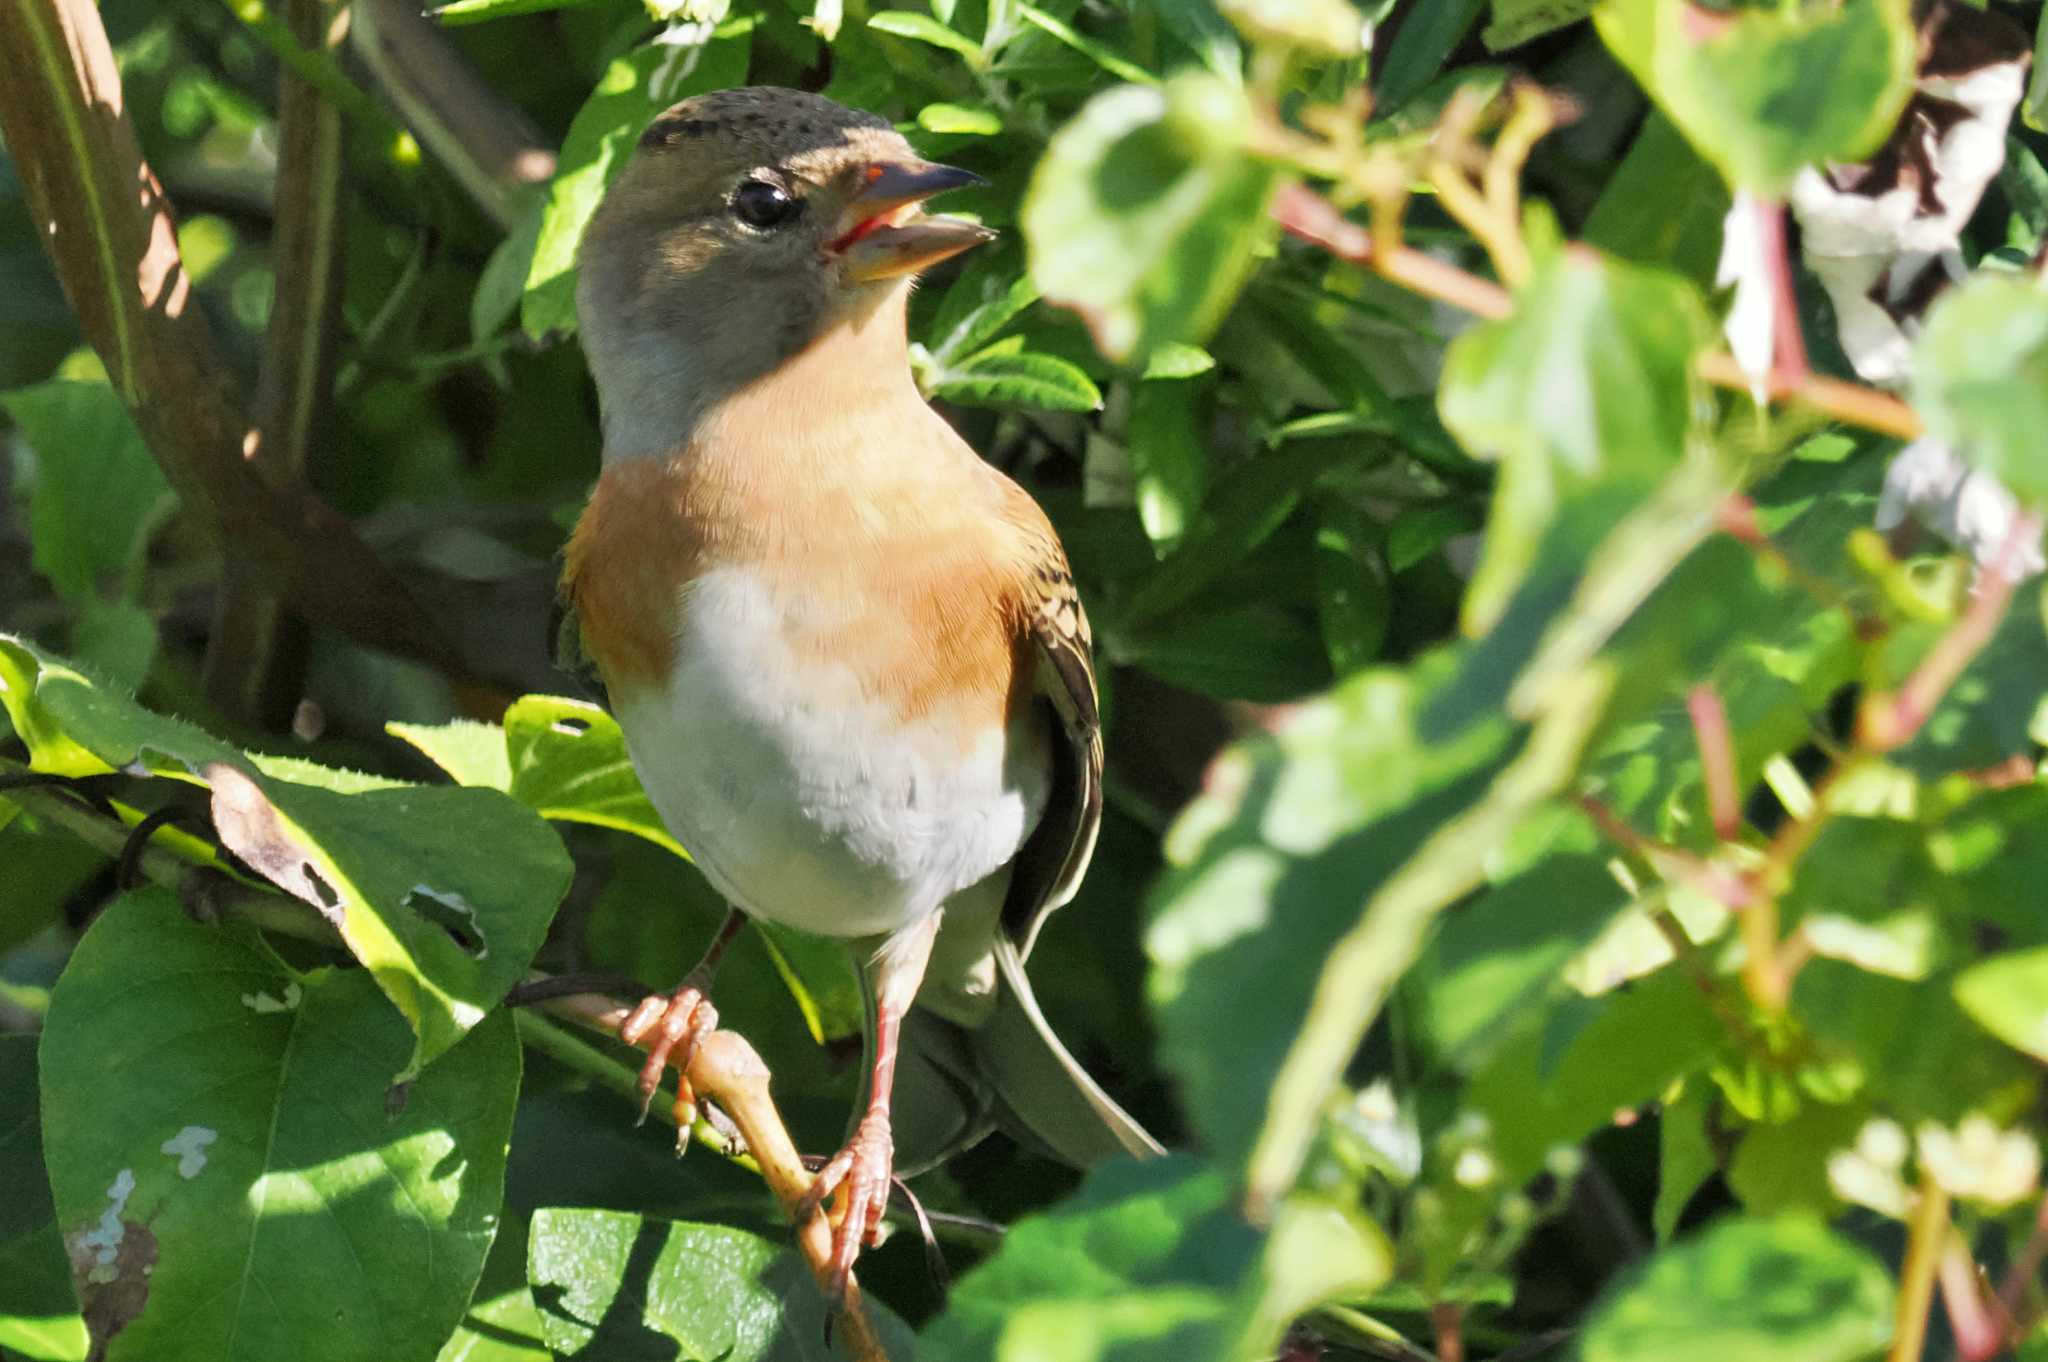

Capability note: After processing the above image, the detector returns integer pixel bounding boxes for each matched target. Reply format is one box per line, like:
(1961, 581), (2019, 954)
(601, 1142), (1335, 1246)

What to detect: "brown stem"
(1938, 1229), (2004, 1362)
(1998, 1189), (2048, 1329)
(1861, 519), (2035, 753)
(203, 0), (351, 726)
(1575, 794), (1754, 909)
(1429, 1302), (1464, 1362)
(1891, 1182), (1953, 1362)
(348, 0), (555, 232)
(1696, 353), (1922, 441)
(0, 0), (468, 681)
(1687, 683), (1740, 841)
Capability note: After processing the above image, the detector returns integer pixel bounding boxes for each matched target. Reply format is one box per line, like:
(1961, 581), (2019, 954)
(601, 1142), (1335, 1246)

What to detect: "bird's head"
(576, 86), (992, 458)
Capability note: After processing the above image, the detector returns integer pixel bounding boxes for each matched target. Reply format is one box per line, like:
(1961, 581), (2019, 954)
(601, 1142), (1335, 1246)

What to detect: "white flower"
(1917, 1116), (2040, 1209)
(1828, 1118), (1913, 1218)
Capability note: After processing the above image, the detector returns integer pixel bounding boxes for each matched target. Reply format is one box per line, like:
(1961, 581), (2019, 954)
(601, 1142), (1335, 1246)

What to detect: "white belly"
(612, 566), (1049, 939)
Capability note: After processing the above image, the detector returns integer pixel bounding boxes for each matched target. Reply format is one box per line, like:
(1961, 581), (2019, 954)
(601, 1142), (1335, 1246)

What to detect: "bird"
(561, 85), (1162, 1294)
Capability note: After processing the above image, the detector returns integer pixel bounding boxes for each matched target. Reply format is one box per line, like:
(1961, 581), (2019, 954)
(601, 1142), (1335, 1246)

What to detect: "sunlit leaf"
(1025, 75), (1277, 365)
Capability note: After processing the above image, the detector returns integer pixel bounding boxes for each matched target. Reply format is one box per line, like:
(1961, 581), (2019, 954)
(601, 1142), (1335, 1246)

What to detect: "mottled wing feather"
(1001, 565), (1103, 960)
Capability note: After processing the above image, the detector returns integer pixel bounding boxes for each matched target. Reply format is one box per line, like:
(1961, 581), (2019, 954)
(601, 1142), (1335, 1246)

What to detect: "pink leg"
(618, 906), (746, 1150)
(797, 911), (939, 1301)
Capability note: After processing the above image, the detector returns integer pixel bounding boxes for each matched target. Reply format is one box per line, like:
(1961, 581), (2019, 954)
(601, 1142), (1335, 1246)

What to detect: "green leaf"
(0, 815), (104, 957)
(1024, 74), (1277, 365)
(389, 716), (515, 790)
(1466, 966), (1720, 1183)
(931, 349), (1104, 411)
(1142, 342), (1216, 379)
(527, 1209), (917, 1359)
(2029, 8), (2048, 134)
(1580, 1216), (1894, 1362)
(922, 1155), (1388, 1362)
(916, 101), (1002, 135)
(1118, 445), (1332, 625)
(39, 890), (518, 1362)
(1145, 649), (1517, 1176)
(1418, 855), (1628, 1065)
(0, 1036), (86, 1362)
(522, 33), (752, 340)
(1017, 4), (1156, 85)
(504, 694), (684, 855)
(1956, 945), (2048, 1063)
(927, 270), (1042, 365)
(1213, 0), (1363, 57)
(1582, 111), (1730, 292)
(1485, 0), (1593, 51)
(69, 599), (156, 691)
(1654, 1079), (1716, 1242)
(1727, 1103), (1865, 1220)
(1912, 273), (2048, 512)
(1595, 0), (1916, 195)
(1438, 248), (1709, 632)
(1127, 375), (1208, 549)
(428, 0), (612, 23)
(1150, 0), (1243, 83)
(1373, 0), (1483, 112)
(1, 380), (173, 604)
(868, 9), (983, 62)
(0, 635), (572, 1074)
(1312, 496), (1390, 675)
(1118, 601), (1332, 702)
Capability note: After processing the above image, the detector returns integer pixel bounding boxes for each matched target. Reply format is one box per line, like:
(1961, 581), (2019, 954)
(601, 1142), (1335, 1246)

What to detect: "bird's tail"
(883, 937), (1163, 1174)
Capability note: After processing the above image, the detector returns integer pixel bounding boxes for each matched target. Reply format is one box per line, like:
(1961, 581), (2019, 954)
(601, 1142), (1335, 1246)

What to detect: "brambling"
(563, 86), (1161, 1291)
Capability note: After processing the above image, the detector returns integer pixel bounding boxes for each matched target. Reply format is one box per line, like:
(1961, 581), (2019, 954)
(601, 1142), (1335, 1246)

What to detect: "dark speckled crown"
(639, 87), (892, 155)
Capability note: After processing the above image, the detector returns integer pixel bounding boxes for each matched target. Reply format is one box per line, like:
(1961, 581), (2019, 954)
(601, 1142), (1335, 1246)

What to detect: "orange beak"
(831, 160), (995, 282)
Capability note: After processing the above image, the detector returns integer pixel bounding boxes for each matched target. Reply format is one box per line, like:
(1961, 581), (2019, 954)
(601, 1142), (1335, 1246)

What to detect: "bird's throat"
(595, 279), (920, 468)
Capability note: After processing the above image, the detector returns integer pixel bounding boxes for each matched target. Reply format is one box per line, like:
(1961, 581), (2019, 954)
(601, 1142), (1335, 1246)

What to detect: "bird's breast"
(565, 455), (1052, 938)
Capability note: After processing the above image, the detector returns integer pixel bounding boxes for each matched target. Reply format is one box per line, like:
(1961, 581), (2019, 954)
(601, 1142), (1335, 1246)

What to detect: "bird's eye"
(731, 180), (802, 230)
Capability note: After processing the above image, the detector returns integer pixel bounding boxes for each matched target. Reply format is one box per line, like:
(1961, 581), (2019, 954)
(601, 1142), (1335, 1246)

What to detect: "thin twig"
(1687, 683), (1740, 842)
(1891, 1182), (1953, 1362)
(1861, 519), (2036, 752)
(1938, 1228), (2004, 1362)
(1271, 183), (1926, 443)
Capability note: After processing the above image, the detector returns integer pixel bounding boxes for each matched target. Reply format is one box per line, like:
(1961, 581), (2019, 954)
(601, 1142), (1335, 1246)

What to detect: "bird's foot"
(617, 974), (719, 1151)
(798, 1110), (894, 1302)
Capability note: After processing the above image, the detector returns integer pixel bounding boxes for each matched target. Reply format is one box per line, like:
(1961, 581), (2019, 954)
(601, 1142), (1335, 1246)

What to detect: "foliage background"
(7, 0), (2048, 1359)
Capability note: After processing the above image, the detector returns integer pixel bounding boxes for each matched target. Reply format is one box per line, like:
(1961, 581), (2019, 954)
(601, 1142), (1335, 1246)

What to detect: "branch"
(203, 0), (352, 726)
(0, 0), (468, 683)
(349, 0), (556, 232)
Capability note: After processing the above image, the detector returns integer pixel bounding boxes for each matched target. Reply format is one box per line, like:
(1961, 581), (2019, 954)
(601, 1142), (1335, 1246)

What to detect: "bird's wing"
(1000, 553), (1104, 961)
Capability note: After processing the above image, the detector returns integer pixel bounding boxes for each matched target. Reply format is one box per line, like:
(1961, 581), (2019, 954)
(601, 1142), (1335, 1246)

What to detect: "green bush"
(5, 0), (2048, 1359)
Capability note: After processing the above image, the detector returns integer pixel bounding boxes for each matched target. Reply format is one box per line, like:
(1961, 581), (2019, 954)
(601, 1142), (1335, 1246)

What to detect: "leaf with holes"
(0, 635), (572, 1075)
(39, 890), (517, 1362)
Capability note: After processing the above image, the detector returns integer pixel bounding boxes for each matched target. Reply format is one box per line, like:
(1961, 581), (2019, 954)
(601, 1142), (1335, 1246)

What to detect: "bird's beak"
(830, 160), (995, 282)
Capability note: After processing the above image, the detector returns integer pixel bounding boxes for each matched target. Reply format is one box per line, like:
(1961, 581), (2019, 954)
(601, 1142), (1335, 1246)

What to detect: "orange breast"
(563, 449), (1045, 743)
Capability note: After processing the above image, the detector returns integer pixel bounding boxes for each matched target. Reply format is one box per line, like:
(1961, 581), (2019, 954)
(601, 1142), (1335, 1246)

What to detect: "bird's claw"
(617, 977), (719, 1152)
(798, 1112), (894, 1302)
